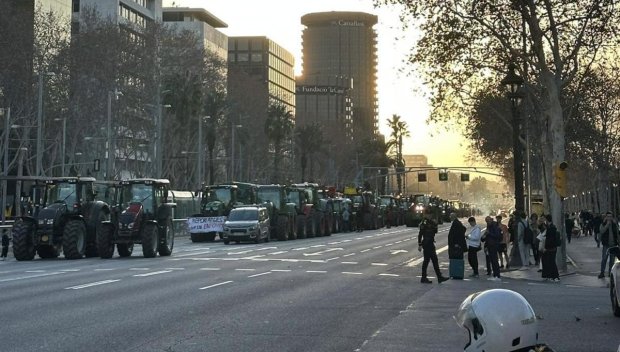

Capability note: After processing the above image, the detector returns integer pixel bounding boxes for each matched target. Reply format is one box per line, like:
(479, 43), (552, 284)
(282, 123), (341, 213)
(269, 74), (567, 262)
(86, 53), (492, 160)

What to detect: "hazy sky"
(163, 0), (470, 167)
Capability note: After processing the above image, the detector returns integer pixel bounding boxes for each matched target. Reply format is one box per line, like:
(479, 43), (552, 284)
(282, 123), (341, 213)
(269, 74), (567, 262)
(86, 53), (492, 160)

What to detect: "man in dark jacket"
(448, 212), (467, 260)
(418, 211), (449, 284)
(484, 216), (502, 281)
(598, 211), (619, 278)
(1, 230), (9, 260)
(541, 215), (560, 281)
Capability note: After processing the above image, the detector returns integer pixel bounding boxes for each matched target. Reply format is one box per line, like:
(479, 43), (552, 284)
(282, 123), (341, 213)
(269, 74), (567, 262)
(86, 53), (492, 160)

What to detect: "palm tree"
(295, 123), (325, 181)
(387, 114), (410, 194)
(265, 100), (294, 183)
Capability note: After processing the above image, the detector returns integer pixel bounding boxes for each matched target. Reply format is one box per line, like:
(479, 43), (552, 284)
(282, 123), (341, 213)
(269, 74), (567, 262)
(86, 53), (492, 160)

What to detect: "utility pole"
(2, 107), (10, 224)
(36, 74), (43, 176)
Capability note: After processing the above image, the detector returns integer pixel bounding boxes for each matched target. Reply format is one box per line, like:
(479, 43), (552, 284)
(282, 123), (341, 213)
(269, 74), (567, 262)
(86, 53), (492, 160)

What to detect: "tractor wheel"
(158, 219), (174, 256)
(288, 216), (297, 240)
(97, 224), (115, 259)
(276, 216), (288, 241)
(324, 216), (332, 236)
(87, 211), (110, 258)
(117, 242), (134, 257)
(12, 221), (35, 261)
(296, 215), (306, 239)
(315, 213), (324, 237)
(141, 223), (159, 258)
(63, 220), (87, 260)
(37, 245), (60, 259)
(306, 214), (316, 238)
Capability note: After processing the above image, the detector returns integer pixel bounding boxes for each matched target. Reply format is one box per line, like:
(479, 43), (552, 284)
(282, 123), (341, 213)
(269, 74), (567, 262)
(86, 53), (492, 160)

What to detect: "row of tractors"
(188, 182), (412, 243)
(5, 176), (182, 261)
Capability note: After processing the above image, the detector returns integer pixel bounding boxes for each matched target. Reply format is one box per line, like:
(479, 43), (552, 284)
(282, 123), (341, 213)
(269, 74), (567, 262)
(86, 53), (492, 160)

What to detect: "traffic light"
(460, 173), (470, 182)
(418, 173), (427, 182)
(439, 171), (448, 181)
(553, 161), (568, 197)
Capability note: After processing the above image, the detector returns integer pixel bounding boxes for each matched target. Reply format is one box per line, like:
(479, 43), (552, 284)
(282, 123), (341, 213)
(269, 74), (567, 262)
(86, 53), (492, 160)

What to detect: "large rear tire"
(276, 216), (288, 241)
(87, 211), (110, 258)
(296, 215), (306, 239)
(117, 242), (133, 257)
(142, 223), (159, 258)
(158, 219), (174, 256)
(97, 224), (115, 259)
(306, 214), (316, 238)
(12, 221), (35, 261)
(63, 220), (86, 260)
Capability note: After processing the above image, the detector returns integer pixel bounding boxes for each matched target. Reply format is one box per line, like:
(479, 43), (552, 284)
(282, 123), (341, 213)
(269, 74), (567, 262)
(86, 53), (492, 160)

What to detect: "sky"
(163, 0), (470, 167)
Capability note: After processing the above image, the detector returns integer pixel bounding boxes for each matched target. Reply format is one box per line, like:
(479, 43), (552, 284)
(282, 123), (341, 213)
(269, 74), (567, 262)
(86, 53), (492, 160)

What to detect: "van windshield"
(228, 209), (258, 221)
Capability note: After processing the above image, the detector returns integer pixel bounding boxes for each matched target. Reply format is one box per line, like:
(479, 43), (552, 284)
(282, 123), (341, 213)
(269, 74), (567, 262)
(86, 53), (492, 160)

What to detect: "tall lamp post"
(230, 123), (242, 182)
(53, 117), (66, 176)
(106, 89), (122, 180)
(501, 63), (525, 212)
(1, 107), (10, 224)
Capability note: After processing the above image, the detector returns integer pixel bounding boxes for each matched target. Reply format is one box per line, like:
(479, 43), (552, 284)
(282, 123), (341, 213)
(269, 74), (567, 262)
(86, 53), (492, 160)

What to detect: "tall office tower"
(299, 12), (379, 142)
(227, 36), (296, 183)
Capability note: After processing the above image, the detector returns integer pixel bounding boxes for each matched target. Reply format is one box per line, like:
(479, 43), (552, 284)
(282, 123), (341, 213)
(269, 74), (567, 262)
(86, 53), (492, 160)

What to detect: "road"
(2, 221), (618, 352)
(0, 223), (447, 352)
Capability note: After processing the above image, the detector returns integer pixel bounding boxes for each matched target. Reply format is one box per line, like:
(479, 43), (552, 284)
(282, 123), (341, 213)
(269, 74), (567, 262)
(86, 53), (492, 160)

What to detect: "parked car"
(610, 246), (620, 317)
(221, 206), (270, 244)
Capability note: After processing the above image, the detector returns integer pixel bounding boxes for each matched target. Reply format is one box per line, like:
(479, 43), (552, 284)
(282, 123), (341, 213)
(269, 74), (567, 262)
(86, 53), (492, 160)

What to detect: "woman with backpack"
(540, 215), (560, 282)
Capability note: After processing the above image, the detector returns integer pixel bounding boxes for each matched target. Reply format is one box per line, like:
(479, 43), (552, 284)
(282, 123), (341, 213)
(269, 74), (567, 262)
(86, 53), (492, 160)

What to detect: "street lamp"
(106, 89), (123, 180)
(230, 123), (242, 181)
(501, 63), (525, 212)
(54, 117), (66, 176)
(1, 107), (10, 224)
(36, 72), (55, 177)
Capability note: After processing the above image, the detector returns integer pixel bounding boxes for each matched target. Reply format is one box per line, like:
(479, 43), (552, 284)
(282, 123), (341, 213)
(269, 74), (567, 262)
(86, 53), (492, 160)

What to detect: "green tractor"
(289, 183), (329, 237)
(189, 183), (257, 242)
(256, 184), (297, 241)
(11, 177), (110, 260)
(286, 187), (309, 239)
(97, 178), (176, 259)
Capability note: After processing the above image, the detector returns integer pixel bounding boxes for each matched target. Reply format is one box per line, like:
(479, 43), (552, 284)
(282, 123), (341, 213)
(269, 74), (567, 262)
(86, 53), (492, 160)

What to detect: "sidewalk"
(501, 233), (608, 288)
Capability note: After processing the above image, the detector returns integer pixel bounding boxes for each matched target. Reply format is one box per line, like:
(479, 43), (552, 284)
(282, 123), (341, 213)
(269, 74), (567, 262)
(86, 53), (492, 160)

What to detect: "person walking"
(517, 211), (532, 270)
(598, 211), (619, 278)
(496, 215), (510, 269)
(1, 230), (9, 260)
(465, 217), (482, 277)
(592, 212), (603, 248)
(483, 216), (502, 281)
(418, 211), (449, 284)
(564, 213), (573, 244)
(448, 212), (467, 260)
(540, 215), (560, 282)
(530, 213), (540, 267)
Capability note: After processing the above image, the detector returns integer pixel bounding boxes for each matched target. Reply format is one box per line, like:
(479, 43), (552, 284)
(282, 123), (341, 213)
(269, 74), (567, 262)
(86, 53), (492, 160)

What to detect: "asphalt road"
(0, 223), (451, 352)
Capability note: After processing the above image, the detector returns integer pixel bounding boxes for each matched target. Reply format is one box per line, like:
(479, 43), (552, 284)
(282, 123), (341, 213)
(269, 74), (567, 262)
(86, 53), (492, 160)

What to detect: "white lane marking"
(307, 270), (327, 273)
(221, 258), (240, 261)
(325, 257), (340, 262)
(182, 247), (209, 251)
(403, 238), (411, 241)
(255, 247), (278, 251)
(390, 249), (408, 254)
(361, 249), (371, 253)
(342, 262), (358, 265)
(342, 239), (352, 242)
(406, 245), (449, 266)
(200, 268), (221, 271)
(26, 270), (46, 273)
(328, 241), (343, 245)
(268, 251), (288, 255)
(342, 272), (363, 275)
(280, 259), (300, 262)
(0, 271), (66, 283)
(373, 246), (383, 249)
(355, 237), (364, 240)
(385, 243), (394, 246)
(311, 244), (326, 248)
(292, 247), (309, 251)
(379, 273), (400, 277)
(248, 272), (272, 278)
(371, 263), (388, 266)
(164, 268), (185, 271)
(303, 248), (343, 256)
(343, 253), (356, 257)
(174, 251), (214, 257)
(229, 250), (254, 255)
(395, 240), (403, 244)
(176, 257), (326, 264)
(235, 269), (255, 272)
(271, 269), (291, 272)
(65, 279), (120, 290)
(59, 269), (80, 272)
(133, 270), (172, 277)
(199, 281), (233, 290)
(94, 269), (116, 271)
(129, 268), (150, 271)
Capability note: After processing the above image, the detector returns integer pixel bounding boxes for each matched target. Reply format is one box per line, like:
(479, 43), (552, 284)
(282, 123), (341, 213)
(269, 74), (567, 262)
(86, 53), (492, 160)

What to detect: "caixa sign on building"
(296, 85), (346, 95)
(330, 20), (365, 27)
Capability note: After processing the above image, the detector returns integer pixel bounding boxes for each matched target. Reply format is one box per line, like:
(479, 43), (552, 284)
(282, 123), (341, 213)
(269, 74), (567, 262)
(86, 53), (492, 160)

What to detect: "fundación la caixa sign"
(296, 86), (347, 95)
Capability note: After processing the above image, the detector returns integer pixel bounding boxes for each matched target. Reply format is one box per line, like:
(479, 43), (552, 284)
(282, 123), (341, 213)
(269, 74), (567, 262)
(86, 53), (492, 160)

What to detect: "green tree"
(265, 100), (294, 183)
(387, 114), (410, 194)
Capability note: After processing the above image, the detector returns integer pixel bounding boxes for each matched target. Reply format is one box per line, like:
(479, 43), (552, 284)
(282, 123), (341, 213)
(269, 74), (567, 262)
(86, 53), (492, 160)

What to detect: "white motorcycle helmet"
(455, 289), (538, 352)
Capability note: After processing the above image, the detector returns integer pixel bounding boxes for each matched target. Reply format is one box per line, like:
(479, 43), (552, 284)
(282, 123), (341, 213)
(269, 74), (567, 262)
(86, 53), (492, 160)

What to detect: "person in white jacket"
(465, 217), (482, 277)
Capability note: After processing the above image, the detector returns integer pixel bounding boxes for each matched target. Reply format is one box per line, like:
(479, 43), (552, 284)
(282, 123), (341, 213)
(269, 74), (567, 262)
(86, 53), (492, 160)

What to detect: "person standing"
(496, 215), (510, 269)
(529, 213), (540, 267)
(592, 212), (603, 248)
(484, 216), (502, 281)
(418, 211), (449, 284)
(342, 206), (351, 233)
(1, 230), (9, 260)
(598, 211), (619, 278)
(564, 213), (574, 244)
(540, 215), (560, 282)
(448, 212), (467, 260)
(517, 211), (532, 270)
(465, 217), (482, 277)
